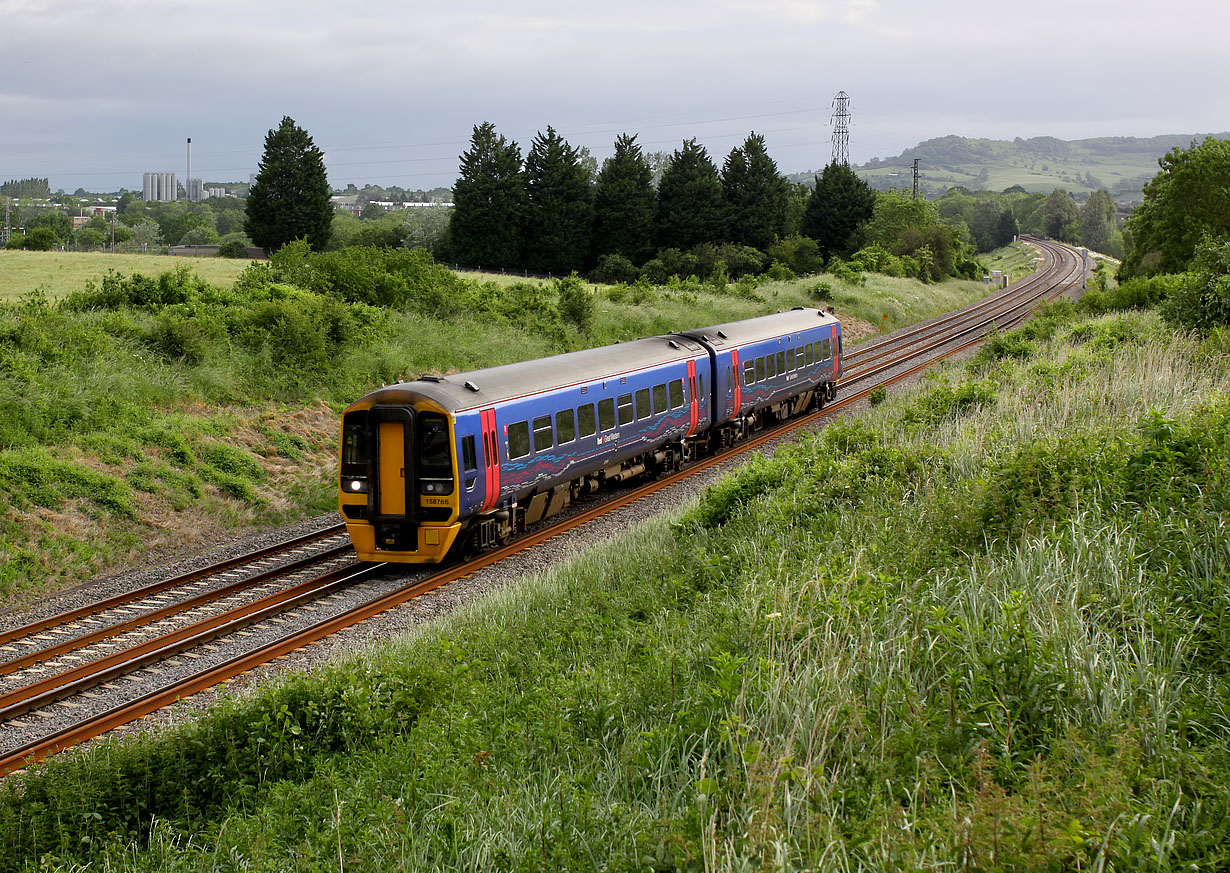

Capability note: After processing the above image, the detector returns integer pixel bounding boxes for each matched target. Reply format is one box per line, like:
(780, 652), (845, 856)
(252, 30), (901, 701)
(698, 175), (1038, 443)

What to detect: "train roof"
(361, 333), (707, 413)
(675, 307), (839, 349)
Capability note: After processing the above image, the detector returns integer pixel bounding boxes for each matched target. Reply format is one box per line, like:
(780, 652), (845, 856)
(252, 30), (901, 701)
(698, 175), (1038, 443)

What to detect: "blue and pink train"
(338, 307), (842, 562)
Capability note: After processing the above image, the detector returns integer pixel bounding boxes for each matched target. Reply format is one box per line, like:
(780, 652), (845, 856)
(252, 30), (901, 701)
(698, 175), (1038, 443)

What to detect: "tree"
(591, 133), (656, 264)
(21, 226), (60, 250)
(75, 228), (107, 248)
(656, 139), (724, 251)
(120, 219), (163, 251)
(801, 162), (877, 259)
(0, 177), (50, 198)
(245, 116), (332, 254)
(523, 126), (594, 274)
(720, 132), (789, 250)
(1043, 189), (1078, 241)
(29, 210), (73, 241)
(1078, 189), (1118, 253)
(1121, 137), (1230, 278)
(448, 122), (526, 268)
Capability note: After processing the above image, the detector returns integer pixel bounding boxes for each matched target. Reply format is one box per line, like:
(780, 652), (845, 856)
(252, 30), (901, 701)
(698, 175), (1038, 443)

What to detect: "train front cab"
(339, 401), (465, 563)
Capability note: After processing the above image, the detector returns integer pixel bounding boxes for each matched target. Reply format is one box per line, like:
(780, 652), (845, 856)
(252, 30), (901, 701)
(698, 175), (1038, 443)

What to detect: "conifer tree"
(523, 126), (594, 274)
(656, 139), (724, 251)
(245, 116), (332, 254)
(721, 132), (789, 250)
(801, 161), (877, 259)
(448, 122), (526, 269)
(591, 133), (655, 264)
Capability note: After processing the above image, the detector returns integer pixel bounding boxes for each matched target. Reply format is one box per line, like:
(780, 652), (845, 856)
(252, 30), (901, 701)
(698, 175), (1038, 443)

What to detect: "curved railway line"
(0, 237), (1086, 776)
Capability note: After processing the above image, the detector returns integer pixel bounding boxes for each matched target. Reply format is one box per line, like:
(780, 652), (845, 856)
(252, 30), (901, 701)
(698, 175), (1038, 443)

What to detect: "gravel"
(9, 259), (1085, 760)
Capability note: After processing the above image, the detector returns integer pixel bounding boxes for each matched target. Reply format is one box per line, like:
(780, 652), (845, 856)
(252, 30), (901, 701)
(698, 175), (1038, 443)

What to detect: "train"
(338, 307), (842, 563)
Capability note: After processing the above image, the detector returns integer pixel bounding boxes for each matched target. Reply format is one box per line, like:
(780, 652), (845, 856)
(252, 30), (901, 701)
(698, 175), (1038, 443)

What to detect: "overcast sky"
(2, 0), (1226, 194)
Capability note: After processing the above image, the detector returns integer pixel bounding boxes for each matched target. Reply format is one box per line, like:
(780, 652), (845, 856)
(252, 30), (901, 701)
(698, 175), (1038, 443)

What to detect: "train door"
(731, 349), (742, 416)
(480, 408), (501, 511)
(369, 406), (416, 551)
(685, 360), (699, 436)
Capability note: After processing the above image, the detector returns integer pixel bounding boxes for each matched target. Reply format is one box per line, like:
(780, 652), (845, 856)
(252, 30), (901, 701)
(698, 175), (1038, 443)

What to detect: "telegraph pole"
(1, 197), (10, 247)
(912, 158), (920, 200)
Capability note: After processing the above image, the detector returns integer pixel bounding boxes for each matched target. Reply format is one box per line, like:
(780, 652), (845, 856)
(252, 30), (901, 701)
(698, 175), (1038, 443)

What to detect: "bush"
(765, 261), (795, 281)
(767, 235), (823, 275)
(589, 253), (639, 285)
(217, 237), (252, 259)
(1080, 273), (1183, 314)
(555, 273), (594, 332)
(21, 226), (60, 251)
(1160, 236), (1230, 333)
(715, 244), (767, 278)
(827, 259), (866, 286)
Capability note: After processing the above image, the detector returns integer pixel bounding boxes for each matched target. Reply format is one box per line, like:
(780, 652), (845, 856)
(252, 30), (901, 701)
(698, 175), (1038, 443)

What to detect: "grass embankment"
(0, 244), (998, 603)
(0, 250), (251, 301)
(4, 301), (1228, 871)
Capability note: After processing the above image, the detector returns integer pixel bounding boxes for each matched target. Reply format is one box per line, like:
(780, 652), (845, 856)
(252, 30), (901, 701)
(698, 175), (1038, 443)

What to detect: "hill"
(789, 132), (1230, 202)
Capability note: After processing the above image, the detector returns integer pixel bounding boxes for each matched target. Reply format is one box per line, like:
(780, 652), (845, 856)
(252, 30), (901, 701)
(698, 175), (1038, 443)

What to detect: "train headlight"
(346, 479), (368, 493)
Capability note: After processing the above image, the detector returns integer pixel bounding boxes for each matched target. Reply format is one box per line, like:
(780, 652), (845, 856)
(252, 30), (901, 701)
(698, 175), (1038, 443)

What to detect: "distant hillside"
(788, 132), (1229, 203)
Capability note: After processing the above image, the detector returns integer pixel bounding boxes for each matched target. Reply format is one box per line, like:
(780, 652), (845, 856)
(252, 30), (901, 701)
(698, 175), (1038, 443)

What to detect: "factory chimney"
(186, 137), (192, 202)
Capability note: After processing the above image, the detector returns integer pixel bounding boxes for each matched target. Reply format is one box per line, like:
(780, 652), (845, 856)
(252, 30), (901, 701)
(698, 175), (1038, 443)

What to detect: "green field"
(0, 250), (254, 300)
(0, 246), (1007, 604)
(6, 300), (1228, 871)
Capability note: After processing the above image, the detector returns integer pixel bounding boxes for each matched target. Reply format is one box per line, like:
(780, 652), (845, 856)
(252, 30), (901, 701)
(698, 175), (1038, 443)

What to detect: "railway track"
(0, 237), (1086, 776)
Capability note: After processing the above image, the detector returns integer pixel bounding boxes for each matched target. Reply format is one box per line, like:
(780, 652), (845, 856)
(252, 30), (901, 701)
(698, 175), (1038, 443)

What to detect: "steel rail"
(843, 236), (1070, 367)
(0, 523), (347, 647)
(0, 543), (355, 676)
(0, 242), (1088, 776)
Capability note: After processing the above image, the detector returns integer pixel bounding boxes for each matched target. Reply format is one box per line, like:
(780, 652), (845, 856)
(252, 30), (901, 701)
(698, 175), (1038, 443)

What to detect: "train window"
(652, 383), (668, 414)
(617, 393), (634, 426)
(418, 412), (451, 470)
(726, 365), (732, 391)
(766, 354), (776, 379)
(822, 338), (832, 360)
(776, 351), (786, 374)
(533, 416), (553, 452)
(635, 388), (651, 419)
(342, 422), (369, 466)
(598, 398), (616, 430)
(806, 343), (814, 365)
(668, 379), (684, 408)
(556, 409), (575, 444)
(698, 373), (704, 396)
(743, 361), (754, 386)
(756, 357), (765, 382)
(462, 435), (477, 472)
(578, 403), (597, 437)
(508, 421), (530, 459)
(787, 348), (796, 371)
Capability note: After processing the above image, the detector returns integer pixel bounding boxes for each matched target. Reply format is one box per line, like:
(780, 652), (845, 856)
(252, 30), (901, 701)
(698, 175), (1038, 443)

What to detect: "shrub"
(21, 226), (60, 250)
(971, 328), (1036, 366)
(218, 237), (252, 259)
(1080, 273), (1184, 314)
(638, 258), (669, 285)
(715, 244), (767, 278)
(767, 235), (823, 275)
(556, 273), (594, 332)
(827, 259), (866, 286)
(765, 261), (795, 281)
(589, 253), (639, 285)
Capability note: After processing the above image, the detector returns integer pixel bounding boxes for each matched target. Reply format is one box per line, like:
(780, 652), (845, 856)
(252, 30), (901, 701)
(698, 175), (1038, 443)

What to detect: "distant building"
(142, 172), (178, 202)
(186, 178), (205, 202)
(205, 187), (230, 199)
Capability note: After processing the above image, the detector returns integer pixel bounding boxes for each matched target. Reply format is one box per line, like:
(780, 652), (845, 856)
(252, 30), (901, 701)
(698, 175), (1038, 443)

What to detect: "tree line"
(444, 122), (897, 280)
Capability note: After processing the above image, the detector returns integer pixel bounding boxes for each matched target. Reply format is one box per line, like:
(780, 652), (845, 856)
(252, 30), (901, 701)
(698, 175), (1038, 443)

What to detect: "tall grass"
(3, 306), (1228, 870)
